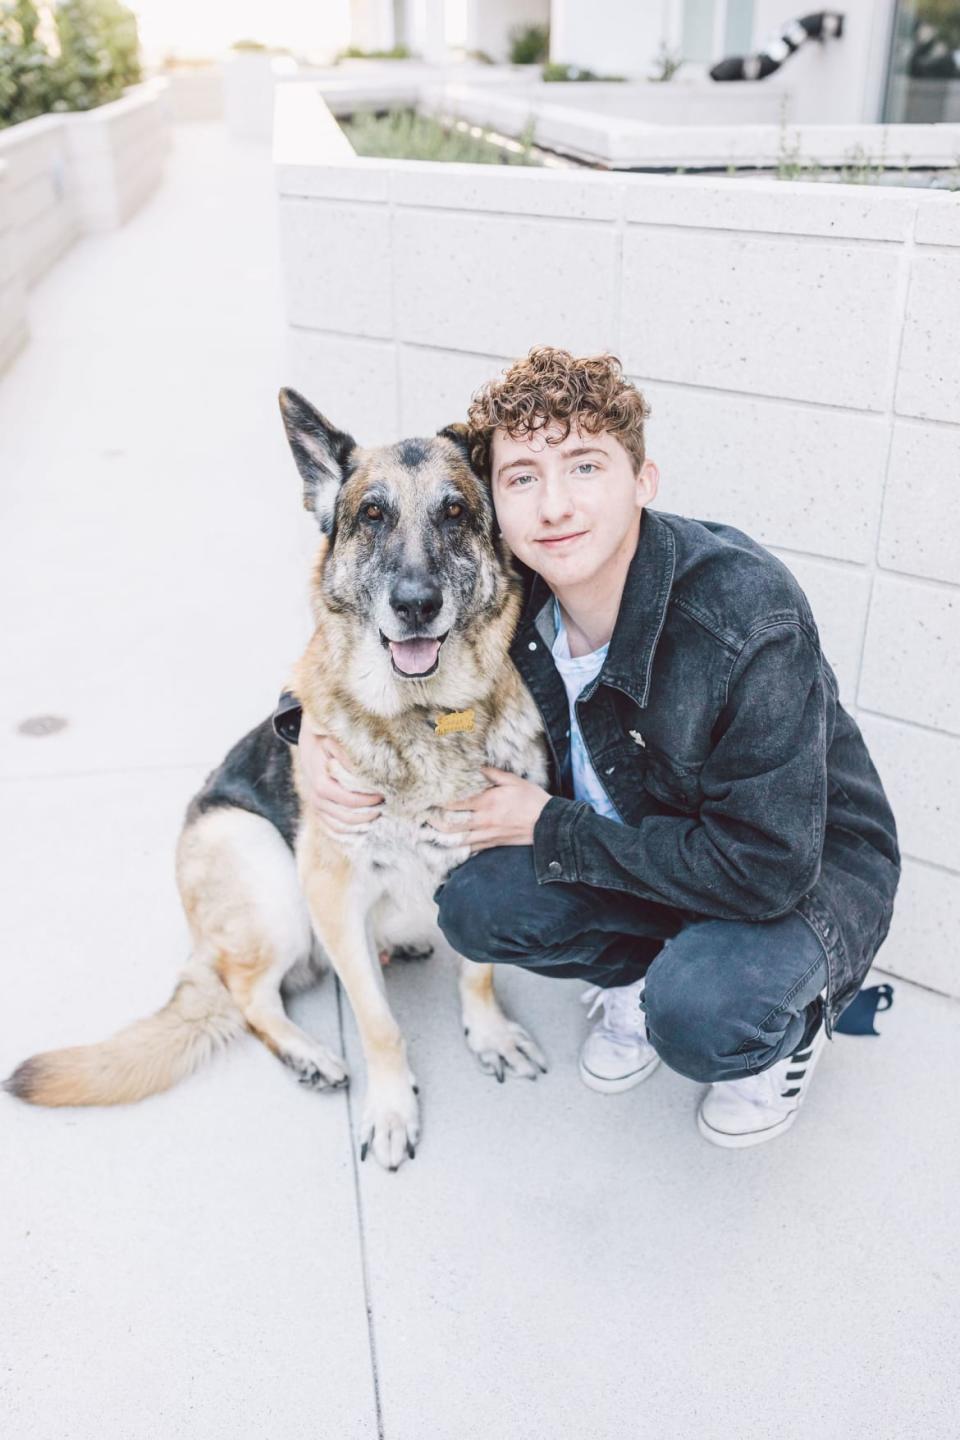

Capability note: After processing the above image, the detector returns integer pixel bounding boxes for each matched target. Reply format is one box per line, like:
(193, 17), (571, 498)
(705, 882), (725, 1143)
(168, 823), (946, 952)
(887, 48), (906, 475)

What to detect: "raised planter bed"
(0, 78), (170, 370)
(273, 77), (960, 1001)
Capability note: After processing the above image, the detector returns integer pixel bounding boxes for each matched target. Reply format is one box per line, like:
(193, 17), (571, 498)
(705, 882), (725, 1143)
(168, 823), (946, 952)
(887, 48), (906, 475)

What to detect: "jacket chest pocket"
(641, 747), (704, 815)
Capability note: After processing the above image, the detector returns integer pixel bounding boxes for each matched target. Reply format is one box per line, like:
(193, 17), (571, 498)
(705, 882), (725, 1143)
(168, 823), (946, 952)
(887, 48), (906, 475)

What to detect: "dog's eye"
(363, 503), (383, 522)
(445, 502), (464, 520)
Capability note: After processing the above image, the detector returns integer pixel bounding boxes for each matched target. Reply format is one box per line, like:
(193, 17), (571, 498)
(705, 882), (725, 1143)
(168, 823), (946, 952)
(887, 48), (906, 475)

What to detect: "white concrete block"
(223, 53), (297, 142)
(398, 344), (510, 435)
(876, 856), (960, 998)
(859, 574), (960, 733)
(766, 551), (870, 706)
(859, 714), (960, 870)
(623, 227), (901, 412)
(622, 173), (916, 243)
(284, 327), (399, 446)
(914, 193), (960, 247)
(394, 210), (619, 356)
(280, 158), (392, 203)
(639, 381), (889, 563)
(61, 81), (168, 233)
(896, 252), (960, 425)
(279, 197), (392, 339)
(879, 421), (960, 586)
(389, 159), (624, 220)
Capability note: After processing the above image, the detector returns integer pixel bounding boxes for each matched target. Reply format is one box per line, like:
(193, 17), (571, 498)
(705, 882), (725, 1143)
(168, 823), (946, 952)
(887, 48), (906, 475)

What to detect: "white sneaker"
(578, 979), (661, 1093)
(696, 1015), (828, 1149)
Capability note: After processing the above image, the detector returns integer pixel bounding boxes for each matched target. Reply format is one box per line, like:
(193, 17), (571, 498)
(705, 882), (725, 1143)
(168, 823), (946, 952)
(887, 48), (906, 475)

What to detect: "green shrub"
(509, 23), (549, 65)
(542, 61), (624, 82)
(341, 108), (539, 166)
(336, 44), (413, 61)
(1, 0), (141, 127)
(0, 1), (58, 126)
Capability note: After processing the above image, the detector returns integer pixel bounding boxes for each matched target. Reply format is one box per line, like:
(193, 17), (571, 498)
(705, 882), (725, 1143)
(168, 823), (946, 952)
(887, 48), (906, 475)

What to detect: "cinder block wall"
(276, 103), (960, 998)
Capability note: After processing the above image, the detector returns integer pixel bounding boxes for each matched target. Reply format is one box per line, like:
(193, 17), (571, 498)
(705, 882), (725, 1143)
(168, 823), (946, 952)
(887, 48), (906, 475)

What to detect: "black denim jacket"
(274, 507), (901, 1036)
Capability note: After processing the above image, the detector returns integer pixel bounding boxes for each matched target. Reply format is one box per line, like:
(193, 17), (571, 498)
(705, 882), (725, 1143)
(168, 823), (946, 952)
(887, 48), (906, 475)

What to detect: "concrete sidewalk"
(1, 126), (957, 1440)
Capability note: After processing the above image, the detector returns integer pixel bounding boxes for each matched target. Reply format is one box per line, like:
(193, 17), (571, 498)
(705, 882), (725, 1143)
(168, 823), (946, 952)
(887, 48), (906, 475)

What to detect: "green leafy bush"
(0, 1), (57, 126)
(509, 23), (549, 65)
(1, 0), (141, 128)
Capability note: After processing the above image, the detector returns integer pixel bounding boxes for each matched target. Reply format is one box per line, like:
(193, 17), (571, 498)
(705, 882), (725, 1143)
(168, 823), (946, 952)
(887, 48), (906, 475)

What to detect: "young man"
(278, 346), (901, 1148)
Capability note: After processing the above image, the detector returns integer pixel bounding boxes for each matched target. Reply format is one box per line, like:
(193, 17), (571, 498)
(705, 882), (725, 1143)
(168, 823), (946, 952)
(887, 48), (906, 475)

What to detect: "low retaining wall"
(275, 80), (960, 999)
(0, 79), (169, 369)
(0, 161), (28, 371)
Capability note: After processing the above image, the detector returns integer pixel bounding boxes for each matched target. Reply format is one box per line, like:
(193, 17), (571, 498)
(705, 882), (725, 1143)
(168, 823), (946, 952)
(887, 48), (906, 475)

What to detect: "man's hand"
(429, 767), (552, 853)
(298, 729), (384, 840)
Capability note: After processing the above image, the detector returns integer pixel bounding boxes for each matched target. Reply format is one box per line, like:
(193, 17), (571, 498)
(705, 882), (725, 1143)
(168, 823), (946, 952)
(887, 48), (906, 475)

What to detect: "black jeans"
(434, 846), (828, 1083)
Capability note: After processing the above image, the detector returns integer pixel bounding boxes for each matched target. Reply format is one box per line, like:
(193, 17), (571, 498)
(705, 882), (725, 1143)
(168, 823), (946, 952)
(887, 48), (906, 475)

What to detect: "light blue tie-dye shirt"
(550, 596), (624, 824)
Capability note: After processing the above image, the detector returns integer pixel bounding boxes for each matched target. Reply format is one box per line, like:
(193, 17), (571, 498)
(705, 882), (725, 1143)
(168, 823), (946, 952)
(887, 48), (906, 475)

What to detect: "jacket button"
(528, 641), (537, 651)
(547, 860), (562, 876)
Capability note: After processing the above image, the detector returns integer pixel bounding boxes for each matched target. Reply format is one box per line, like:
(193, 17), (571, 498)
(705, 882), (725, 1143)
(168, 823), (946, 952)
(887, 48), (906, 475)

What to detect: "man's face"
(490, 419), (658, 589)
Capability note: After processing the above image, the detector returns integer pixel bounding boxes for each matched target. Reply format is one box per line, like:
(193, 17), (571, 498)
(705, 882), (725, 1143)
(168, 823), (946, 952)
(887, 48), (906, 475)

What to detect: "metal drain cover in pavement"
(17, 715), (69, 737)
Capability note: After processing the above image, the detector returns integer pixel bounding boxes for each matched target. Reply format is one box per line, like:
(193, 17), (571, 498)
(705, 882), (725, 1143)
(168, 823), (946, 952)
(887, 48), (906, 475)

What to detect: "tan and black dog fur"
(6, 388), (550, 1170)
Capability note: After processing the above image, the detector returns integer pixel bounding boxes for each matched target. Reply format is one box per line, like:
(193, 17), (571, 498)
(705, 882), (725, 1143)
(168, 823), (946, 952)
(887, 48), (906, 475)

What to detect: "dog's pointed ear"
(437, 422), (500, 540)
(279, 388), (357, 534)
(437, 422), (475, 469)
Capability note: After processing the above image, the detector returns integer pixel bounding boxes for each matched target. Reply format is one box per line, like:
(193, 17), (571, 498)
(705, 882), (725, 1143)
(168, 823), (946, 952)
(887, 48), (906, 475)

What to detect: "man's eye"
(445, 501), (464, 520)
(363, 503), (383, 521)
(510, 474), (534, 487)
(576, 462), (597, 474)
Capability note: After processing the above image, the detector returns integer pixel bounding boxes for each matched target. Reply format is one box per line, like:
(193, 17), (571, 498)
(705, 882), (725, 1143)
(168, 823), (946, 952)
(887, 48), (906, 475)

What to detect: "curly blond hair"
(465, 346), (651, 480)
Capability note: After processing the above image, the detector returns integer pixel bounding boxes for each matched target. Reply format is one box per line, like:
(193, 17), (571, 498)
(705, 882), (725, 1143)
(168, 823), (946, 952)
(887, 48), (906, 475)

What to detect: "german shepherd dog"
(6, 390), (550, 1170)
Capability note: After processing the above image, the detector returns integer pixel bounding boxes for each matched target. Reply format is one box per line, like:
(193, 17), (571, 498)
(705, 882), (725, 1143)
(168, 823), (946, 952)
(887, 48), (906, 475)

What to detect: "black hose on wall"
(710, 11), (844, 82)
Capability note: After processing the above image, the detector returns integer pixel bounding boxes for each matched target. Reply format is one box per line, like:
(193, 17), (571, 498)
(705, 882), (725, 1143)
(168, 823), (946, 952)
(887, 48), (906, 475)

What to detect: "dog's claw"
(406, 1139), (416, 1159)
(360, 1140), (369, 1162)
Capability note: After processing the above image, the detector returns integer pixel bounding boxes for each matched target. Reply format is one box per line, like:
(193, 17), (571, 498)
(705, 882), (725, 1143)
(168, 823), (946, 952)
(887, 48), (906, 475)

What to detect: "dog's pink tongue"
(390, 638), (441, 674)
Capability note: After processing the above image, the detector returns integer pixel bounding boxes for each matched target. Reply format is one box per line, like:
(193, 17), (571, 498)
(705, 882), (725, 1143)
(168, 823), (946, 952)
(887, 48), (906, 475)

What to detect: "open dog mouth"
(380, 630), (450, 678)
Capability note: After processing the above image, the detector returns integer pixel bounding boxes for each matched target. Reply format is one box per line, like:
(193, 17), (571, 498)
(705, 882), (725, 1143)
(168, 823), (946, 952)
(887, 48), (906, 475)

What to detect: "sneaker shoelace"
(580, 983), (647, 1042)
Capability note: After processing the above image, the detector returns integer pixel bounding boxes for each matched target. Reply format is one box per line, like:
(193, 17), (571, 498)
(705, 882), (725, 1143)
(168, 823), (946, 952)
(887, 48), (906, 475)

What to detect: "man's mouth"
(380, 630), (450, 678)
(535, 531), (588, 548)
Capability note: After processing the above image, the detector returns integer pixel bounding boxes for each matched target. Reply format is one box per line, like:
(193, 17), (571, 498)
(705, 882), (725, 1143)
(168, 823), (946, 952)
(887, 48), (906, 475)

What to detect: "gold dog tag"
(435, 708), (475, 736)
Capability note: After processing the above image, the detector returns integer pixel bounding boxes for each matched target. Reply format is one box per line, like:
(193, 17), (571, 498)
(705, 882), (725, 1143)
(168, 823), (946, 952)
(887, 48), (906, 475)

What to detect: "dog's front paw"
(279, 1040), (349, 1091)
(462, 1006), (549, 1083)
(359, 1073), (421, 1170)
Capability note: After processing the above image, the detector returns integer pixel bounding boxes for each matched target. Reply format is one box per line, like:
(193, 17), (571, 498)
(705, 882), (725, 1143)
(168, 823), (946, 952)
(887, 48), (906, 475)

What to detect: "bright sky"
(131, 0), (352, 63)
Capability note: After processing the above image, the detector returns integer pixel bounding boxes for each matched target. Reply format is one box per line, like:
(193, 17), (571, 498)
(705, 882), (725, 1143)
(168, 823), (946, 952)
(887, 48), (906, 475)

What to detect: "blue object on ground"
(833, 983), (895, 1036)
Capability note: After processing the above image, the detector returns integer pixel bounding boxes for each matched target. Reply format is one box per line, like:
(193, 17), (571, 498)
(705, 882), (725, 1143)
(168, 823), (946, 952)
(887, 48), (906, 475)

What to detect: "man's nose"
(390, 571), (443, 629)
(538, 479), (575, 523)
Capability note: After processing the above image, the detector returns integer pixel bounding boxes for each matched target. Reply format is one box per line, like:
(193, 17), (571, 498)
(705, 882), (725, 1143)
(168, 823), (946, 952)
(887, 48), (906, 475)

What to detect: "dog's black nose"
(390, 573), (442, 628)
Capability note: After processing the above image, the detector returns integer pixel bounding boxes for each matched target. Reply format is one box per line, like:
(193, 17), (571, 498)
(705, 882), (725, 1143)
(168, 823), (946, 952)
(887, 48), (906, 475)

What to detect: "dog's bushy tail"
(4, 961), (243, 1108)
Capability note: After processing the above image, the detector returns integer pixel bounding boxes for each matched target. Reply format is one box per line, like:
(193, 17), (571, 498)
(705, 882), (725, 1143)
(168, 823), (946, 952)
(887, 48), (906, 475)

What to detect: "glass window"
(883, 0), (960, 122)
(682, 0), (717, 62)
(723, 0), (755, 55)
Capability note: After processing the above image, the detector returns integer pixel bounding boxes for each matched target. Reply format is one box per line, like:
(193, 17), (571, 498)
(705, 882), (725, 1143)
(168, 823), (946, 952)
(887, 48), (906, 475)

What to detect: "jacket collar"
(517, 506), (677, 709)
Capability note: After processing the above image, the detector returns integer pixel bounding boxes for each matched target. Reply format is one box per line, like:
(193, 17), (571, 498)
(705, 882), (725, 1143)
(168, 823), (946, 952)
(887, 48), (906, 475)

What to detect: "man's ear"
(279, 388), (357, 534)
